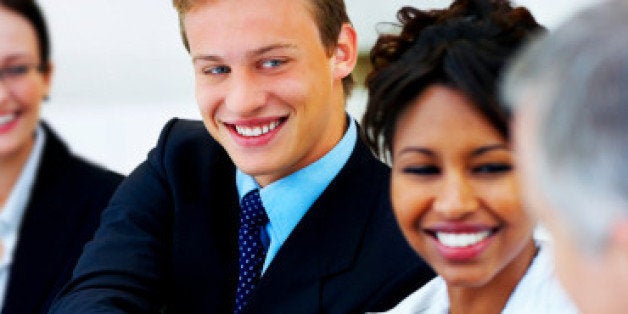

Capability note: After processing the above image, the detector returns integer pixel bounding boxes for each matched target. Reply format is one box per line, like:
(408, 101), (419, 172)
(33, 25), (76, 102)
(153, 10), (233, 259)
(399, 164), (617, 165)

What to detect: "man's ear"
(610, 218), (628, 253)
(331, 23), (358, 81)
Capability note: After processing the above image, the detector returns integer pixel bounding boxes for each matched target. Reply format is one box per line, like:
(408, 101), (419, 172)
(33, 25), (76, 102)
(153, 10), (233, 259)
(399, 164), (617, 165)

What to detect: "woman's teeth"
(0, 113), (16, 126)
(436, 230), (491, 248)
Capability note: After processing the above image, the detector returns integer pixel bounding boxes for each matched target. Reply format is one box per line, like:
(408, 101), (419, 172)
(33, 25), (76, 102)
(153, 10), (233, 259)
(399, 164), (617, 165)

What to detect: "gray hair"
(502, 0), (628, 254)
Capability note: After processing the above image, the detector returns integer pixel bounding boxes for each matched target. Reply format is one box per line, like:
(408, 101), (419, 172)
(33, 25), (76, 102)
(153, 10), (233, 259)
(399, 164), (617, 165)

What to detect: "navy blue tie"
(235, 189), (269, 314)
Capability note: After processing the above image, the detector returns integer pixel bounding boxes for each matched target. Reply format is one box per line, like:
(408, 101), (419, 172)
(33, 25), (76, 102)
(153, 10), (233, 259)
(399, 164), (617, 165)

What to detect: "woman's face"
(0, 6), (50, 160)
(391, 84), (536, 288)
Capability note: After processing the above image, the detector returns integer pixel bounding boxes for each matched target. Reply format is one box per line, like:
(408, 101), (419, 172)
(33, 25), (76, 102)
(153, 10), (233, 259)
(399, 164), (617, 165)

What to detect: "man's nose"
(224, 70), (265, 115)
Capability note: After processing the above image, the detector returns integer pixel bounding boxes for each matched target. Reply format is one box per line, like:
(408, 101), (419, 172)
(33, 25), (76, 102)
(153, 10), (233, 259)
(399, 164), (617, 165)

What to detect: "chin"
(438, 267), (493, 288)
(236, 160), (282, 181)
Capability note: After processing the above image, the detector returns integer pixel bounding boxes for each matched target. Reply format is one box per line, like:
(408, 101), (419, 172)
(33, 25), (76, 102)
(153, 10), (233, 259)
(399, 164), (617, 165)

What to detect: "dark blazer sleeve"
(1, 123), (123, 314)
(48, 120), (181, 313)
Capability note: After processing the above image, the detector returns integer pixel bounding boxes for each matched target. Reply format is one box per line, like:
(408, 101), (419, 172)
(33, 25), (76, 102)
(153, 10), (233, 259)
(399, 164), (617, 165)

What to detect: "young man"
(503, 2), (628, 313)
(50, 0), (434, 313)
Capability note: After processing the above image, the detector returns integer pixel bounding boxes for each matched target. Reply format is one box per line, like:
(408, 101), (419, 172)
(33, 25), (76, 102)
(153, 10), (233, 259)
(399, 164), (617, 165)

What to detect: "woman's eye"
(203, 65), (231, 75)
(5, 65), (29, 76)
(260, 59), (285, 69)
(473, 163), (512, 174)
(402, 166), (440, 175)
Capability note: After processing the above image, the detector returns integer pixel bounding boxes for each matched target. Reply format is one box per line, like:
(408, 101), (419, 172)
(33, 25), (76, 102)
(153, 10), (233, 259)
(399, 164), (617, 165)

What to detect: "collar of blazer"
(247, 138), (390, 306)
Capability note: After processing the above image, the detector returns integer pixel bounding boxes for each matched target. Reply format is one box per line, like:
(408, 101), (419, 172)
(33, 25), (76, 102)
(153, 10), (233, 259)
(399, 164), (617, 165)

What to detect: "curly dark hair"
(361, 0), (543, 159)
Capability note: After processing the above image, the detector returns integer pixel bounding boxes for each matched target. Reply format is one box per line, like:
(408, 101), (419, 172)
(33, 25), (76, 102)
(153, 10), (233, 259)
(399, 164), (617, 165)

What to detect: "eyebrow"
(397, 144), (510, 158)
(1, 54), (34, 64)
(397, 147), (436, 157)
(192, 43), (297, 63)
(471, 144), (511, 157)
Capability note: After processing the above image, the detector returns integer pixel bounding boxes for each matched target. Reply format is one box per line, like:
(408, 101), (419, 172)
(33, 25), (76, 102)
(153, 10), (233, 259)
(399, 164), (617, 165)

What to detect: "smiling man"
(49, 0), (434, 313)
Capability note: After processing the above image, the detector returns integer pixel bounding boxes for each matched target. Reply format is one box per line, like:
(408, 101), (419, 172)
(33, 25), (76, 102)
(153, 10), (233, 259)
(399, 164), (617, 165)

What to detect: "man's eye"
(473, 163), (512, 174)
(260, 59), (285, 69)
(203, 65), (230, 75)
(402, 166), (440, 176)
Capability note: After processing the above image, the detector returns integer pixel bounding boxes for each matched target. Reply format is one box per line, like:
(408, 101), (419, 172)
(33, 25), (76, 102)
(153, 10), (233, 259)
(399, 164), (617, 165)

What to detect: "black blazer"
(1, 123), (123, 314)
(51, 119), (435, 313)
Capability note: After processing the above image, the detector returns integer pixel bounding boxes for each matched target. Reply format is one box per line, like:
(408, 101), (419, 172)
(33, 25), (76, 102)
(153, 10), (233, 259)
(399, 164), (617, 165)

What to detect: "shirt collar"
(236, 117), (357, 262)
(236, 117), (357, 199)
(0, 125), (46, 229)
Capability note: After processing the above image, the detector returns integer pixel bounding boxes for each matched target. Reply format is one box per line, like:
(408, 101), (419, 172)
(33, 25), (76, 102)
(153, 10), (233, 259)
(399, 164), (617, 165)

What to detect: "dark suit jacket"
(50, 119), (435, 313)
(1, 123), (123, 314)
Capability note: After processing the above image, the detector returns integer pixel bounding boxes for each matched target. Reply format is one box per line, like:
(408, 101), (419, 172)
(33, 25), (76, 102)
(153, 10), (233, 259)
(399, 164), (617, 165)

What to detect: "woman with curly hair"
(362, 1), (577, 313)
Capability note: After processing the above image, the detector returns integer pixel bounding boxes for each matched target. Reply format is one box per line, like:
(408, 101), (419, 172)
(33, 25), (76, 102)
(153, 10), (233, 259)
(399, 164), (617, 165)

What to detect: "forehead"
(394, 85), (504, 149)
(0, 6), (39, 61)
(184, 0), (321, 56)
(188, 0), (315, 18)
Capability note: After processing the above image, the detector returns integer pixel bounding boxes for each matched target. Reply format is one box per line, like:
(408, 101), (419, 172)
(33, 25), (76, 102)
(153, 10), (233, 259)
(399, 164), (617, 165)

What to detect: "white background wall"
(37, 0), (601, 174)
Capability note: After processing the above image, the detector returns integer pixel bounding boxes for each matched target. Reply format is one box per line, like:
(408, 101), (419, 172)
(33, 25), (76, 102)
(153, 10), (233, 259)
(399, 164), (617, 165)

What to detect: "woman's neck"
(447, 239), (538, 314)
(0, 139), (35, 208)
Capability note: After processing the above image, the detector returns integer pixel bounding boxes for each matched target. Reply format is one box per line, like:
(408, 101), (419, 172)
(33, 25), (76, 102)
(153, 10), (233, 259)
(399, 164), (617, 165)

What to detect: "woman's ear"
(42, 62), (54, 100)
(331, 23), (358, 81)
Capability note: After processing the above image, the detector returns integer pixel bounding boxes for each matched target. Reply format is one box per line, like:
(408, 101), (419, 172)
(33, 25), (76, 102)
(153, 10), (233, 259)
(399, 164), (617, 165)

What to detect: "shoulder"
(38, 123), (123, 199)
(333, 136), (390, 198)
(503, 242), (579, 313)
(113, 118), (235, 206)
(349, 135), (390, 176)
(153, 118), (234, 175)
(156, 118), (219, 151)
(381, 276), (448, 314)
(150, 118), (231, 168)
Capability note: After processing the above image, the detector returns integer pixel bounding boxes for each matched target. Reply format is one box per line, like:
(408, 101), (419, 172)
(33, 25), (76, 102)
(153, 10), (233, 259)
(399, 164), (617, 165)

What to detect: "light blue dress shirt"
(0, 125), (45, 307)
(236, 118), (357, 272)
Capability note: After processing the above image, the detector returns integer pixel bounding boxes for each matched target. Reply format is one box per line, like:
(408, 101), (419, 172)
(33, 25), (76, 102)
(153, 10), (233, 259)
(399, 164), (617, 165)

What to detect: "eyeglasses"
(0, 64), (45, 87)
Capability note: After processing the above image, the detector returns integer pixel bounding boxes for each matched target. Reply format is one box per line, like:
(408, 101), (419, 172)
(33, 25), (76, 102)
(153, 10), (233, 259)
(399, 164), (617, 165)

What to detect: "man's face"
(184, 0), (354, 187)
(514, 99), (628, 314)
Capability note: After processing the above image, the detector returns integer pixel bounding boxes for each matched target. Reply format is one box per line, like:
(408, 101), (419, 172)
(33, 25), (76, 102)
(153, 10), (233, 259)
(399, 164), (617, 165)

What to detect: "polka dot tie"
(235, 189), (269, 314)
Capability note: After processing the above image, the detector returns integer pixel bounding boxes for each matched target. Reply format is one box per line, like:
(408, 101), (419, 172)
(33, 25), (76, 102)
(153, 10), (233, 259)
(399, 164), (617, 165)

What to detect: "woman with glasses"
(0, 1), (122, 312)
(362, 0), (577, 313)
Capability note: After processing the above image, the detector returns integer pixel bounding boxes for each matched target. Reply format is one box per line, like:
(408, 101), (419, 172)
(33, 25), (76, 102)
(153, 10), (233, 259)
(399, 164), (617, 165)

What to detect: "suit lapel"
(169, 131), (241, 312)
(2, 126), (82, 313)
(247, 139), (386, 312)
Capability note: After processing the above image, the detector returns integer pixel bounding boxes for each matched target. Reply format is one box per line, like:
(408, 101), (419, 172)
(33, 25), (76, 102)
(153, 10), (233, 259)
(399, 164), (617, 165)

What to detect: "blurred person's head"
(362, 0), (542, 310)
(170, 0), (357, 187)
(0, 0), (52, 163)
(503, 1), (628, 313)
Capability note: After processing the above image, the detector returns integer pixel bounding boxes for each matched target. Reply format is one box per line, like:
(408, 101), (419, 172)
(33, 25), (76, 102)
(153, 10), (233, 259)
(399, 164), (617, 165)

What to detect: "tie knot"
(240, 189), (268, 228)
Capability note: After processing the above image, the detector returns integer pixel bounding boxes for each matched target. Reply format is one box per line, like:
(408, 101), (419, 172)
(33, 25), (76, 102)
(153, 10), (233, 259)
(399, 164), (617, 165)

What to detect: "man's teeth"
(436, 231), (491, 248)
(235, 121), (279, 137)
(0, 113), (16, 126)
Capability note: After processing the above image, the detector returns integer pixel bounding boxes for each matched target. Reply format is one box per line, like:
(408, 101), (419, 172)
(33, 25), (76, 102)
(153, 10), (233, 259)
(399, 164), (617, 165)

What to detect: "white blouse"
(380, 241), (579, 314)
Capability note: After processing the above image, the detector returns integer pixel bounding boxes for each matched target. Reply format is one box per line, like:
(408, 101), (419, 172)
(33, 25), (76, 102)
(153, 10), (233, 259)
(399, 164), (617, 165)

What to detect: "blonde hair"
(171, 0), (355, 96)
